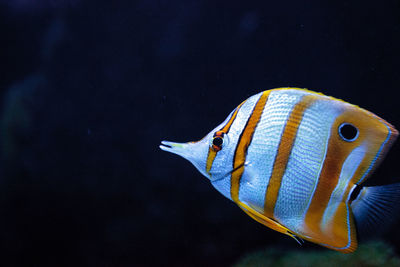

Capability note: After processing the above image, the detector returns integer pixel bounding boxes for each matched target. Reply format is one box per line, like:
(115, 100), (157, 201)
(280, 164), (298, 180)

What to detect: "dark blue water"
(1, 1), (400, 266)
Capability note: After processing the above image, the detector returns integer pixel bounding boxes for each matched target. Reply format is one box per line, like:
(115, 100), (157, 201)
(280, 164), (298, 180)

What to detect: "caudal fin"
(351, 183), (400, 238)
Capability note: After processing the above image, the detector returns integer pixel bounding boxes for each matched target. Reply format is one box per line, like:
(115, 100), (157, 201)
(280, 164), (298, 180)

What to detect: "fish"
(159, 88), (400, 253)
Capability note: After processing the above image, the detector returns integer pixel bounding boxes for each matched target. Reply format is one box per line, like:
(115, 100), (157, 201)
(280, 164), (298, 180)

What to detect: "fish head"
(160, 118), (238, 182)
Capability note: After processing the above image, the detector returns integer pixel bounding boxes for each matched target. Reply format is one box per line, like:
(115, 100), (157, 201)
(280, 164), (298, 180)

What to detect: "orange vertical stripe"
(205, 101), (245, 176)
(264, 95), (317, 217)
(231, 91), (270, 203)
(302, 107), (396, 252)
(206, 149), (217, 174)
(301, 112), (360, 250)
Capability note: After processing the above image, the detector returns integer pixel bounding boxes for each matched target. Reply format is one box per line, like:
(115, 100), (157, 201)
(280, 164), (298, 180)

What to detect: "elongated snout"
(159, 140), (194, 160)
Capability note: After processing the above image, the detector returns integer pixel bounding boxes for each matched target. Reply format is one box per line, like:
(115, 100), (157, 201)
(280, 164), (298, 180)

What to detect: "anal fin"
(237, 202), (303, 244)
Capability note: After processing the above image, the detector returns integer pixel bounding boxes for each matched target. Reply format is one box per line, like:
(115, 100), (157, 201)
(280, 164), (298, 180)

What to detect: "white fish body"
(160, 88), (399, 253)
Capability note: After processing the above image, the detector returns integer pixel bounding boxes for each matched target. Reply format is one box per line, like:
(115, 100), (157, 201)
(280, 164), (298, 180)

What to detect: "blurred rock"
(1, 74), (42, 163)
(235, 241), (400, 267)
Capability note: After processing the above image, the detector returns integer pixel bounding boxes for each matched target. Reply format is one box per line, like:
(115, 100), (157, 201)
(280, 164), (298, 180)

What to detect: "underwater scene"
(1, 1), (400, 266)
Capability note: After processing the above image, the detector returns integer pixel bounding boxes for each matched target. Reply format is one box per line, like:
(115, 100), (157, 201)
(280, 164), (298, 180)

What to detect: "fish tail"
(350, 183), (400, 238)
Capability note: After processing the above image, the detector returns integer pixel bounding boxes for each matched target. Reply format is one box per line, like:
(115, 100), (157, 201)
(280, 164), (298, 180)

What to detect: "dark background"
(1, 1), (400, 266)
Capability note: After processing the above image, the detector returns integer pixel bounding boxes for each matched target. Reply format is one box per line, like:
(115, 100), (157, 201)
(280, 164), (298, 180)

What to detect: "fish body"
(160, 88), (399, 253)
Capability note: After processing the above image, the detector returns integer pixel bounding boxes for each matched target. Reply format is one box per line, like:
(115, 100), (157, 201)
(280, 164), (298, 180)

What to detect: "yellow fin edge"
(237, 202), (302, 243)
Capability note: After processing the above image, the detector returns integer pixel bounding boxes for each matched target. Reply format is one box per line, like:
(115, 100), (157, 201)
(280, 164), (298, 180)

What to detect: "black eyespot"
(350, 184), (362, 202)
(338, 123), (358, 142)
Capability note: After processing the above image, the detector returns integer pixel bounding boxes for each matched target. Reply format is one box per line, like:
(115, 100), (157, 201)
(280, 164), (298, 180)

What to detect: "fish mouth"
(159, 140), (174, 151)
(159, 140), (185, 150)
(159, 140), (193, 160)
(160, 139), (247, 182)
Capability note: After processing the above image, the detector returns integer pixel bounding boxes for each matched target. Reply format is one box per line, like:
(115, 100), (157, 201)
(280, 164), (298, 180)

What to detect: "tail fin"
(351, 183), (400, 238)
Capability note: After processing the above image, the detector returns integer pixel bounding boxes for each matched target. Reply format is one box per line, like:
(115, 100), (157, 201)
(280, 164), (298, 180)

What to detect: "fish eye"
(212, 131), (225, 152)
(338, 123), (359, 142)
